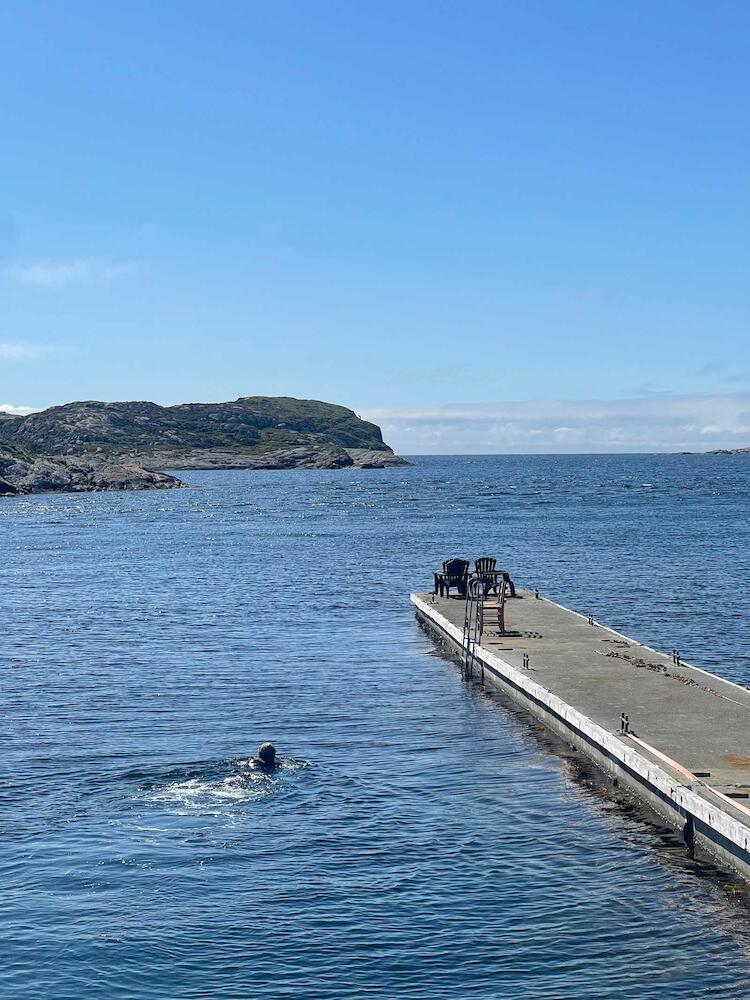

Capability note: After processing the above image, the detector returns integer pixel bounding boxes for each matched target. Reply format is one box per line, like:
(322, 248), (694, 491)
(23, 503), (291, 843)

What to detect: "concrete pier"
(412, 588), (750, 881)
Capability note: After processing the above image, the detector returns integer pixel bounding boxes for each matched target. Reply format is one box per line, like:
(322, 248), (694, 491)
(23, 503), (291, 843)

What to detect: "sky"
(1, 0), (748, 453)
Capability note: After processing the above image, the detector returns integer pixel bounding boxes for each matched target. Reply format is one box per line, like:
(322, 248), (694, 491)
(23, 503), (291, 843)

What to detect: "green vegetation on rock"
(0, 397), (388, 456)
(0, 396), (407, 485)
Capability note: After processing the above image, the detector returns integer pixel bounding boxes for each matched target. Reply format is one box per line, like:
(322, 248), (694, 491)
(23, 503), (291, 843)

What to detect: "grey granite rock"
(133, 445), (354, 471)
(0, 443), (182, 496)
(345, 448), (409, 469)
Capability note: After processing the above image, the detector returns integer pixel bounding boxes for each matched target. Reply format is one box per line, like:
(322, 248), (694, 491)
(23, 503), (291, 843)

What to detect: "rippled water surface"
(3, 454), (750, 998)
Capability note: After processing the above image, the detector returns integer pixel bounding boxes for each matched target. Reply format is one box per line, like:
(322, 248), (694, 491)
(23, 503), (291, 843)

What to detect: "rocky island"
(0, 396), (406, 496)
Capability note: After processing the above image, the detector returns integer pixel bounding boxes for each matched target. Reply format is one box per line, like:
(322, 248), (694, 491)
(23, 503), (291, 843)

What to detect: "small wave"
(147, 773), (272, 811)
(143, 757), (310, 814)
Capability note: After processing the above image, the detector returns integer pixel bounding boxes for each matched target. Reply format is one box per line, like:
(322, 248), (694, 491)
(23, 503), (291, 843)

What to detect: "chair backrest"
(493, 576), (508, 622)
(442, 558), (469, 582)
(474, 556), (497, 575)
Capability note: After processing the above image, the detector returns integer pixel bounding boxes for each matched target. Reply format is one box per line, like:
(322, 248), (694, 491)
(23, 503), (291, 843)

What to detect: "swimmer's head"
(257, 742), (277, 767)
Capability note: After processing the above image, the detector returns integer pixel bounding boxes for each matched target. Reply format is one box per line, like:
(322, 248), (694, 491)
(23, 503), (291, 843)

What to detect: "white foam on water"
(231, 757), (309, 773)
(144, 759), (309, 814)
(147, 774), (273, 813)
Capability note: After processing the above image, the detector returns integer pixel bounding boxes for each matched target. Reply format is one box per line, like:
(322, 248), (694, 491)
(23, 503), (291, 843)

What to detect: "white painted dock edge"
(411, 592), (750, 881)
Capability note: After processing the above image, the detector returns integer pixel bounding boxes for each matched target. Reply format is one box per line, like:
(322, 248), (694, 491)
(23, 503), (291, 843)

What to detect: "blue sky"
(1, 1), (748, 452)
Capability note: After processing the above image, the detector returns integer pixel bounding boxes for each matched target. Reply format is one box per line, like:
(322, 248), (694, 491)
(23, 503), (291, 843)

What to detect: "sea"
(3, 454), (750, 999)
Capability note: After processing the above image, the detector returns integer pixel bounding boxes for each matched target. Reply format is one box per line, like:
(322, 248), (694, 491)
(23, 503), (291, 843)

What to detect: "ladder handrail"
(461, 577), (484, 677)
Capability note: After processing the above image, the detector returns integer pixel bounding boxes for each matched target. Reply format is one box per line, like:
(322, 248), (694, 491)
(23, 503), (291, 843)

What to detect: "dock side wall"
(411, 594), (750, 882)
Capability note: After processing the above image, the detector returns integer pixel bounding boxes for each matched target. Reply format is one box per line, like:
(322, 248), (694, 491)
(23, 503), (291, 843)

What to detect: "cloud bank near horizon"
(2, 392), (750, 454)
(362, 393), (750, 454)
(0, 403), (38, 416)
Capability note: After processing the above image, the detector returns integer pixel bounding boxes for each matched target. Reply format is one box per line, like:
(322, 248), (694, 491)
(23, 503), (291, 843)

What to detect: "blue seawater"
(3, 454), (750, 999)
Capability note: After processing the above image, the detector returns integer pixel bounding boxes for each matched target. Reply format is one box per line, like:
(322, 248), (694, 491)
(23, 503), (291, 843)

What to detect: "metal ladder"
(461, 578), (484, 680)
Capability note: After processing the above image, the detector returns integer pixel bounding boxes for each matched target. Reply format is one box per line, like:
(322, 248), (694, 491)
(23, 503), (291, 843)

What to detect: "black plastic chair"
(473, 556), (517, 598)
(434, 558), (469, 598)
(474, 556), (497, 596)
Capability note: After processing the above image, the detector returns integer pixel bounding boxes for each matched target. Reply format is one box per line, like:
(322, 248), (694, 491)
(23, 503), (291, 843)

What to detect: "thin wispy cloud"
(362, 393), (750, 454)
(0, 341), (54, 362)
(4, 257), (137, 290)
(0, 403), (38, 416)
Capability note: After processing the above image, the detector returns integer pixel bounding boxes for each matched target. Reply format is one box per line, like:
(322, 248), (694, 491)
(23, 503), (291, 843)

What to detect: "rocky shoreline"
(0, 443), (181, 496)
(132, 445), (407, 471)
(675, 447), (750, 456)
(0, 443), (407, 497)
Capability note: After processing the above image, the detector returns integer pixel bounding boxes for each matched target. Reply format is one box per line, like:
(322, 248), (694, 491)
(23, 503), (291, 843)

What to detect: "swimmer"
(252, 742), (278, 769)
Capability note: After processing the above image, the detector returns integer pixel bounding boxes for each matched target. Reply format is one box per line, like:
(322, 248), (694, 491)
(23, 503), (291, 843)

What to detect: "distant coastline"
(675, 447), (750, 456)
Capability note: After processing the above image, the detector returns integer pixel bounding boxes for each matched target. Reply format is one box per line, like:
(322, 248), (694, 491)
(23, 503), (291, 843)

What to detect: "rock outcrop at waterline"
(135, 445), (407, 471)
(0, 395), (407, 494)
(0, 442), (181, 496)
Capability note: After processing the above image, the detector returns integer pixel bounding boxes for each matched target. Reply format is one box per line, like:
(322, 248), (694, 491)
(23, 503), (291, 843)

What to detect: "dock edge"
(411, 592), (750, 882)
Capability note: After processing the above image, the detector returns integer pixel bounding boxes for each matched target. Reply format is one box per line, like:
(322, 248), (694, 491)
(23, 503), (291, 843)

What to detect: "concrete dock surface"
(412, 588), (750, 878)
